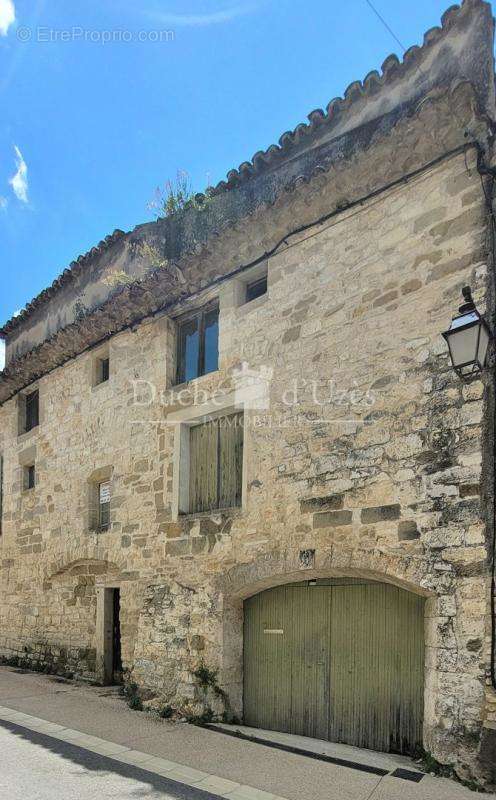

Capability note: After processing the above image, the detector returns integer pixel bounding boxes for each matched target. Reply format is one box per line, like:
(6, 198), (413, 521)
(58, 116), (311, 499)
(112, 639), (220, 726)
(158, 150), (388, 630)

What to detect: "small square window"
(99, 358), (110, 383)
(245, 276), (267, 304)
(24, 464), (35, 491)
(92, 349), (110, 387)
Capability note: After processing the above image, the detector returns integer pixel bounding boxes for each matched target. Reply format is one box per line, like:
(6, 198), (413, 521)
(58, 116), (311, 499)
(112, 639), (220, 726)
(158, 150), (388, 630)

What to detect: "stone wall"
(0, 143), (495, 786)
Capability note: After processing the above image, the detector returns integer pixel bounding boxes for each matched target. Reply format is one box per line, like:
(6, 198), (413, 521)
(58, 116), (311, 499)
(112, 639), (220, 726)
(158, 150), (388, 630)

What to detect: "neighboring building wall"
(0, 145), (494, 783)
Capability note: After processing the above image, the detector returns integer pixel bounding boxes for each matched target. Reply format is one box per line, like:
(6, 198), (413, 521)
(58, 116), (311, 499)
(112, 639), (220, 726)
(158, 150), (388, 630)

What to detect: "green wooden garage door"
(243, 579), (424, 754)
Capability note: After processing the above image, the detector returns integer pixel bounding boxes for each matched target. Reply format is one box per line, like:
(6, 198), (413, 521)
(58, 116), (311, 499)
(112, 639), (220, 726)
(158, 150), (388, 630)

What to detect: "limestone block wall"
(0, 148), (494, 783)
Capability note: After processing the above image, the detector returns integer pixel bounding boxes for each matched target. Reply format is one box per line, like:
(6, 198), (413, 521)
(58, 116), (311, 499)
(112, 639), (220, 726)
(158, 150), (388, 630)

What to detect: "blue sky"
(0, 0), (487, 367)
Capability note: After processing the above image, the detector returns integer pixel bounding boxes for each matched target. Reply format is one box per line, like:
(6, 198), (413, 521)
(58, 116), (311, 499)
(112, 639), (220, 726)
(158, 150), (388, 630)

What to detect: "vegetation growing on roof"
(101, 270), (134, 288)
(101, 241), (185, 291)
(147, 170), (212, 219)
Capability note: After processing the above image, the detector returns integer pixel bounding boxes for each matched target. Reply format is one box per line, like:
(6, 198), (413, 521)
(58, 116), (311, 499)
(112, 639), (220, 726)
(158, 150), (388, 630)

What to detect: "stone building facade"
(0, 0), (496, 786)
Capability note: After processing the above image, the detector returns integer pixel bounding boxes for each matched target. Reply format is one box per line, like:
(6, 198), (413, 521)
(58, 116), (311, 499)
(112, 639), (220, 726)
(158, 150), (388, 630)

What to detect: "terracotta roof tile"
(0, 229), (126, 335)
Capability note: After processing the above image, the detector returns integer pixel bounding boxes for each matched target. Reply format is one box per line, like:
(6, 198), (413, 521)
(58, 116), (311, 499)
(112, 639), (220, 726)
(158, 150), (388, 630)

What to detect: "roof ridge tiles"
(207, 0), (489, 193)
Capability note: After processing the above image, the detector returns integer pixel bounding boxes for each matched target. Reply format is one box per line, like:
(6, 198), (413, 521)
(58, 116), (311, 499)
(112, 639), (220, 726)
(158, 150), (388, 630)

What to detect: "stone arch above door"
(216, 546), (438, 601)
(45, 542), (127, 582)
(213, 543), (485, 765)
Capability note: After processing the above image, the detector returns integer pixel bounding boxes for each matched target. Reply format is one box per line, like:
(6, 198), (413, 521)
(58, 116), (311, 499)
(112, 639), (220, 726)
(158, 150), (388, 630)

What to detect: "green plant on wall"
(100, 242), (185, 293)
(416, 749), (485, 793)
(137, 241), (169, 271)
(137, 241), (186, 286)
(191, 661), (236, 724)
(101, 270), (134, 288)
(73, 298), (88, 320)
(120, 680), (143, 711)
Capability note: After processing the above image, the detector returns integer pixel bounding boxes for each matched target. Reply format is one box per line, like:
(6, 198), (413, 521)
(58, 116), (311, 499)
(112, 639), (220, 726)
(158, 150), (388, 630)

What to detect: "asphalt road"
(0, 720), (221, 800)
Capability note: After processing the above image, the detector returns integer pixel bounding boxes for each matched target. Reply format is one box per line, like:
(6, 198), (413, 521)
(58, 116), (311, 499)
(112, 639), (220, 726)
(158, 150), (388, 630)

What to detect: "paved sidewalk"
(0, 722), (219, 800)
(0, 667), (491, 800)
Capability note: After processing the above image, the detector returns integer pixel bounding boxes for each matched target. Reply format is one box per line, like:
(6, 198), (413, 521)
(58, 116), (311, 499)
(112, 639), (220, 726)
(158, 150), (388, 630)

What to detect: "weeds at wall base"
(0, 654), (74, 680)
(417, 750), (487, 793)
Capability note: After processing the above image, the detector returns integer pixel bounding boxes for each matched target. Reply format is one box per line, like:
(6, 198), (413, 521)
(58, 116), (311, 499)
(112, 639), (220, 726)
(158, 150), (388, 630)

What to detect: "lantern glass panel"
(446, 323), (480, 370)
(477, 323), (489, 367)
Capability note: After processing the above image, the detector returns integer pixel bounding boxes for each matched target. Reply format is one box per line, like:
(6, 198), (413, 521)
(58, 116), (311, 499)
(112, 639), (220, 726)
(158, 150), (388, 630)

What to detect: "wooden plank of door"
(288, 584), (330, 740)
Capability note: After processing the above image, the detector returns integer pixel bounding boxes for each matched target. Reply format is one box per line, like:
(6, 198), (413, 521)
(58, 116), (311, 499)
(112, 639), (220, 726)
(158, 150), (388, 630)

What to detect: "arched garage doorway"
(243, 578), (424, 755)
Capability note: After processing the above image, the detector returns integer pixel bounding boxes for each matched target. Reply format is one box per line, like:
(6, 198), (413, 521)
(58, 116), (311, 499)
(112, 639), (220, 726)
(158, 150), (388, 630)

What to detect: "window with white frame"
(98, 481), (111, 530)
(88, 470), (112, 532)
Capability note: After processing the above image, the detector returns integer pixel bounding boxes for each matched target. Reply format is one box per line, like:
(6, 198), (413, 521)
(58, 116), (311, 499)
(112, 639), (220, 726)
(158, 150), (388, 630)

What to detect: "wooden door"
(243, 579), (424, 754)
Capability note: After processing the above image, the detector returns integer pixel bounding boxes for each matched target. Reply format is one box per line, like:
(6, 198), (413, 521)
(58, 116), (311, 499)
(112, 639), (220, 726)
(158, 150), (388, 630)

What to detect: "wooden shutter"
(189, 413), (243, 513)
(189, 420), (218, 512)
(219, 413), (243, 508)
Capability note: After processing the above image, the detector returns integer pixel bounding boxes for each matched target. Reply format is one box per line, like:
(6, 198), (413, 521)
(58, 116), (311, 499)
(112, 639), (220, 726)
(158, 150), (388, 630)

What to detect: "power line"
(364, 0), (406, 52)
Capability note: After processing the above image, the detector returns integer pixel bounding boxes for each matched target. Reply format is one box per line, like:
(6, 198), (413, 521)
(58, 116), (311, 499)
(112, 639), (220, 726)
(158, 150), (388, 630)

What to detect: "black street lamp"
(442, 286), (491, 380)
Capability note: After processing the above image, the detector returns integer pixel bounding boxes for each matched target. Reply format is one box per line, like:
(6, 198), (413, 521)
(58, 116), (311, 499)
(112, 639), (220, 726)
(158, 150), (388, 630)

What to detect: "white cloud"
(0, 340), (4, 371)
(0, 0), (15, 36)
(9, 144), (28, 203)
(0, 196), (7, 210)
(152, 3), (256, 27)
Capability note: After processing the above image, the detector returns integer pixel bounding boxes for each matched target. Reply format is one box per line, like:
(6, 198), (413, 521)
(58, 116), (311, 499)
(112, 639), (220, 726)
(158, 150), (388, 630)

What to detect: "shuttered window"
(99, 481), (111, 530)
(189, 413), (243, 513)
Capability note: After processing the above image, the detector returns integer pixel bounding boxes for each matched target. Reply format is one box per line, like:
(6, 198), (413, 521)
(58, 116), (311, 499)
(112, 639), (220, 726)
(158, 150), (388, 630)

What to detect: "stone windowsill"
(91, 379), (111, 393)
(170, 369), (220, 395)
(178, 506), (243, 522)
(17, 426), (39, 444)
(235, 293), (268, 317)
